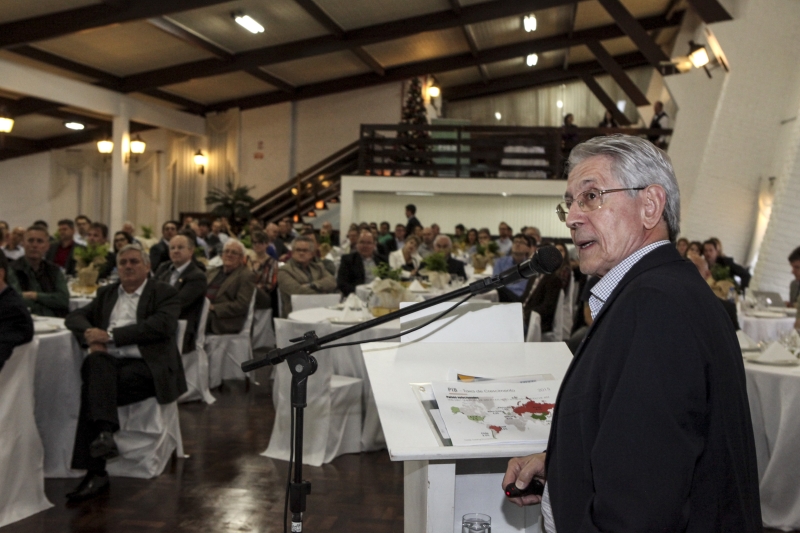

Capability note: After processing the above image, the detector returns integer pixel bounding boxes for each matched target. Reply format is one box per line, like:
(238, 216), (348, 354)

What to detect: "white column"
(110, 108), (130, 232)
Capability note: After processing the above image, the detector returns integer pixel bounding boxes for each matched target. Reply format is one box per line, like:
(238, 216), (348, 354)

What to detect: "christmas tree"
(396, 77), (430, 175)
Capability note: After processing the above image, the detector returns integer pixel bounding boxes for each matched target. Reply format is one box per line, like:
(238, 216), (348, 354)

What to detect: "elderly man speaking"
(503, 136), (760, 532)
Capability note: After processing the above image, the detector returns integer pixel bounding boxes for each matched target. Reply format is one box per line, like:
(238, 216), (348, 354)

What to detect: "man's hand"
(88, 342), (108, 353)
(84, 328), (111, 345)
(22, 291), (37, 300)
(502, 453), (547, 507)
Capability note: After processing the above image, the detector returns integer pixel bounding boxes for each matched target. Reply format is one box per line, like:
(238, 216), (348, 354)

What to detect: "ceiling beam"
(2, 95), (62, 117)
(586, 41), (649, 106)
(596, 0), (670, 68)
(563, 2), (579, 70)
(292, 0), (384, 75)
(442, 52), (649, 102)
(119, 0), (594, 93)
(580, 74), (631, 126)
(138, 89), (207, 114)
(0, 0), (235, 49)
(8, 45), (123, 90)
(204, 11), (679, 113)
(461, 25), (489, 83)
(0, 135), (40, 153)
(147, 17), (234, 60)
(685, 0), (733, 23)
(246, 69), (296, 94)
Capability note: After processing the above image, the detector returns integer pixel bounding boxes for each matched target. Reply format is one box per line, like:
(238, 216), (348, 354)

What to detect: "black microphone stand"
(242, 261), (543, 532)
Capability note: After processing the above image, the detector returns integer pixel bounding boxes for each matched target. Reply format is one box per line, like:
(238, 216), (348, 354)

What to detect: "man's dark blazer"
(0, 287), (34, 371)
(46, 241), (83, 276)
(716, 255), (751, 289)
(149, 240), (170, 273)
(405, 216), (422, 237)
(545, 244), (761, 532)
(155, 261), (207, 353)
(337, 251), (386, 296)
(522, 273), (562, 333)
(205, 265), (255, 334)
(65, 280), (187, 404)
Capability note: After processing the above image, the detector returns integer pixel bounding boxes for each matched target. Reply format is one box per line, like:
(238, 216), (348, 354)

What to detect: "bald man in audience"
(205, 240), (255, 335)
(8, 225), (69, 317)
(418, 227), (435, 259)
(424, 235), (467, 279)
(278, 236), (337, 317)
(337, 231), (387, 296)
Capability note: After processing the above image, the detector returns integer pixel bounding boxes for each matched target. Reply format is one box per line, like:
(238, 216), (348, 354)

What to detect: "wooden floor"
(2, 367), (793, 533)
(2, 368), (404, 533)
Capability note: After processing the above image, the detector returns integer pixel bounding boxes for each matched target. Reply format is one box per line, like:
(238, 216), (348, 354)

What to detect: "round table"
(740, 314), (796, 343)
(32, 318), (85, 478)
(744, 360), (800, 529)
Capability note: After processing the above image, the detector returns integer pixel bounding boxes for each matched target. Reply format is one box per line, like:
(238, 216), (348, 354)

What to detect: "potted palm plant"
(205, 179), (256, 235)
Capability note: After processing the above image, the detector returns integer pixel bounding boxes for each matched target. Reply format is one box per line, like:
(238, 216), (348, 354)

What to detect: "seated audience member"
(64, 244), (184, 502)
(524, 226), (542, 246)
(196, 219), (214, 257)
(493, 234), (534, 301)
(74, 215), (91, 246)
(205, 240), (256, 334)
(113, 231), (134, 253)
(0, 221), (8, 247)
(2, 226), (25, 260)
(47, 219), (84, 276)
(688, 250), (740, 329)
(339, 227), (359, 256)
(303, 230), (336, 276)
(149, 220), (178, 273)
(0, 253), (34, 371)
(276, 217), (297, 250)
(248, 231), (279, 315)
(676, 237), (689, 258)
(263, 223), (288, 260)
(495, 222), (513, 256)
(392, 224), (406, 252)
(431, 223), (441, 239)
(453, 224), (466, 245)
(788, 246), (800, 306)
(703, 239), (751, 289)
(521, 258), (563, 336)
(9, 225), (69, 317)
(687, 240), (702, 256)
(155, 234), (207, 353)
(338, 231), (387, 296)
(321, 221), (338, 246)
(566, 276), (599, 354)
(278, 236), (337, 317)
(210, 219), (229, 247)
(389, 236), (422, 276)
(120, 222), (139, 243)
(552, 242), (573, 291)
(86, 223), (117, 279)
(418, 227), (435, 259)
(33, 220), (54, 243)
(424, 235), (467, 279)
(377, 222), (393, 247)
(463, 228), (479, 257)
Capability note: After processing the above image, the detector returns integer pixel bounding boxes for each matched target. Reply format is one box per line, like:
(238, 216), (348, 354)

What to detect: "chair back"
(176, 320), (188, 356)
(526, 311), (542, 342)
(194, 298), (211, 349)
(542, 290), (565, 342)
(291, 293), (341, 313)
(399, 301), (523, 343)
(252, 309), (276, 349)
(240, 290), (257, 334)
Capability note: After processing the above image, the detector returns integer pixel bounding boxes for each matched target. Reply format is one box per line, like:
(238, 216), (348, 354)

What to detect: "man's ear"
(642, 185), (667, 231)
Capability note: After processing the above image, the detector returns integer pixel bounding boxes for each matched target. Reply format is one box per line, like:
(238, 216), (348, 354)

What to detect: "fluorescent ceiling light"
(395, 192), (435, 196)
(64, 121), (85, 130)
(234, 14), (264, 34)
(495, 112), (502, 120)
(526, 53), (538, 67)
(523, 14), (537, 32)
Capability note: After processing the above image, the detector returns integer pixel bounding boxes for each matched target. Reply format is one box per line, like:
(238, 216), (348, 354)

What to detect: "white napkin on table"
(754, 342), (796, 363)
(408, 279), (426, 292)
(736, 330), (757, 350)
(340, 293), (369, 322)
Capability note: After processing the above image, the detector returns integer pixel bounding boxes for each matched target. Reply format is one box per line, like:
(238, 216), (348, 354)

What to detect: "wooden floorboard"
(2, 366), (793, 533)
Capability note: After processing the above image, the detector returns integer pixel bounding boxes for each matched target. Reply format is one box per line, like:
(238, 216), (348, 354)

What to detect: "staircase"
(251, 140), (358, 223)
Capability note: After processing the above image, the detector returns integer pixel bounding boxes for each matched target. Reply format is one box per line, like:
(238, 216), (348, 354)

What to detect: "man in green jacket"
(9, 225), (69, 317)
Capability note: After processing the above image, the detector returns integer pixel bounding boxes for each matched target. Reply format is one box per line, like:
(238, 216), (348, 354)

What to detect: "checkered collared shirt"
(588, 240), (671, 320)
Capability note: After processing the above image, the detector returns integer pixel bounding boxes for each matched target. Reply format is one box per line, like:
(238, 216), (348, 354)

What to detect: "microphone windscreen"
(537, 245), (565, 274)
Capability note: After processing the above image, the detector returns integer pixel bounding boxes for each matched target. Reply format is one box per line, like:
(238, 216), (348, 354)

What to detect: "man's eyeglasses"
(555, 187), (645, 222)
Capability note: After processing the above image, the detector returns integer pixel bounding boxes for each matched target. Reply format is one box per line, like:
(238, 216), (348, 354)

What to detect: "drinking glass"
(462, 513), (491, 533)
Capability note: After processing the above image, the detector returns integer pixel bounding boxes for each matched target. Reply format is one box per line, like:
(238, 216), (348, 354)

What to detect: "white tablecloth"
(33, 318), (85, 478)
(69, 297), (93, 311)
(740, 315), (796, 343)
(354, 284), (498, 303)
(744, 361), (800, 529)
(286, 307), (401, 451)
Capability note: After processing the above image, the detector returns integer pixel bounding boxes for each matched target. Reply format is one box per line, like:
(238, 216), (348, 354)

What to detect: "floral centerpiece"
(369, 263), (413, 316)
(472, 241), (499, 273)
(73, 243), (109, 293)
(419, 251), (450, 289)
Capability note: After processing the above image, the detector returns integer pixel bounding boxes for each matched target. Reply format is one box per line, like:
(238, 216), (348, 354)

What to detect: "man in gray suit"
(205, 239), (255, 334)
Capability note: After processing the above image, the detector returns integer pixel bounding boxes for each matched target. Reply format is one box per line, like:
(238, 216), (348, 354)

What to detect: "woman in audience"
(687, 240), (703, 257)
(113, 231), (134, 253)
(389, 236), (422, 276)
(552, 242), (573, 291)
(248, 231), (278, 314)
(464, 228), (479, 257)
(676, 237), (689, 257)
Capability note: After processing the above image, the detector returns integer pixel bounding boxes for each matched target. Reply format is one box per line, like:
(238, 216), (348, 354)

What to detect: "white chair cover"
(399, 301), (524, 343)
(291, 293), (342, 312)
(252, 308), (276, 349)
(176, 320), (187, 356)
(179, 298), (215, 404)
(562, 275), (575, 341)
(526, 311), (542, 342)
(0, 339), (53, 527)
(106, 399), (183, 478)
(262, 320), (363, 466)
(207, 291), (257, 387)
(542, 290), (565, 342)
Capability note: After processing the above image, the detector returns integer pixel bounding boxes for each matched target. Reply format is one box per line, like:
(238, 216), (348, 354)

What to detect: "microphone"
(495, 245), (564, 288)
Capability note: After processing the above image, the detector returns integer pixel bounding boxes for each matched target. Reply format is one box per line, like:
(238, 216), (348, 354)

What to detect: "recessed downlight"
(64, 121), (85, 130)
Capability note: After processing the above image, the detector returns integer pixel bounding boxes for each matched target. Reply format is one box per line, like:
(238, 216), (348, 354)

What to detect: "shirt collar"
(119, 278), (148, 298)
(172, 261), (191, 275)
(589, 240), (670, 319)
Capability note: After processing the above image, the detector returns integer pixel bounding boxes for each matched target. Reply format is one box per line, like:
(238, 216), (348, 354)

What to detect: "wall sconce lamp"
(123, 134), (147, 163)
(97, 137), (114, 154)
(0, 107), (14, 133)
(194, 150), (208, 174)
(427, 85), (440, 98)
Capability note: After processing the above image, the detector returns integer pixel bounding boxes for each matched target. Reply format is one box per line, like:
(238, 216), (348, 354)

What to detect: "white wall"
(0, 152), (54, 228)
(239, 102), (292, 199)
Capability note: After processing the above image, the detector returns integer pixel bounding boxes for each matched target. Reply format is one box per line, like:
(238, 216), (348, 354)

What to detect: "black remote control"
(504, 478), (544, 498)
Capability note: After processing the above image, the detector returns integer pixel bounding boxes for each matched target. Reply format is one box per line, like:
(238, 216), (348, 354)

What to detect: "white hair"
(567, 134), (680, 241)
(117, 243), (150, 266)
(224, 238), (246, 255)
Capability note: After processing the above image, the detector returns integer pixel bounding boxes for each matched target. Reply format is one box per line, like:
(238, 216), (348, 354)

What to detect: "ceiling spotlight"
(233, 13), (265, 34)
(556, 100), (564, 109)
(64, 121), (85, 131)
(97, 138), (114, 154)
(427, 85), (441, 98)
(523, 14), (537, 32)
(495, 112), (502, 121)
(526, 53), (538, 67)
(688, 41), (710, 68)
(130, 134), (146, 154)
